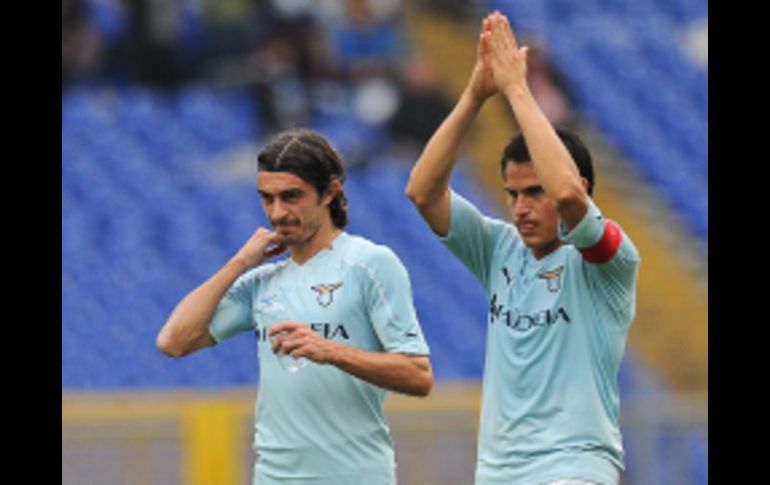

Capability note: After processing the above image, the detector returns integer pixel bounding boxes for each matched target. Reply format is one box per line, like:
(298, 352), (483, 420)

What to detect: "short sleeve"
(209, 270), (257, 343)
(559, 198), (606, 249)
(560, 198), (641, 316)
(559, 198), (640, 264)
(359, 246), (430, 356)
(440, 190), (513, 291)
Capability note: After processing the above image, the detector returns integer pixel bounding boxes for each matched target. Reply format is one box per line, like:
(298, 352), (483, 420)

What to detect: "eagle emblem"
(311, 282), (343, 307)
(537, 266), (564, 293)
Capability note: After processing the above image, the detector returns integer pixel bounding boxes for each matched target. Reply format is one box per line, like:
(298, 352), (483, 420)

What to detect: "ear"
(580, 177), (590, 193)
(323, 179), (343, 205)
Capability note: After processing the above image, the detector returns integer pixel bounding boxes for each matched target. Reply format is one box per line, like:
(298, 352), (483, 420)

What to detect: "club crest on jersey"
(311, 282), (343, 307)
(537, 266), (564, 293)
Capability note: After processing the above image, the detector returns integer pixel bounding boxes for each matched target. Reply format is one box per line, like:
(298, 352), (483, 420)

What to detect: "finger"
(477, 31), (484, 57)
(289, 347), (308, 359)
(478, 14), (493, 57)
(251, 229), (277, 250)
(519, 45), (529, 64)
(264, 243), (287, 258)
(280, 338), (298, 354)
(287, 337), (309, 357)
(490, 14), (504, 42)
(270, 330), (287, 353)
(283, 335), (313, 356)
(489, 18), (507, 62)
(268, 322), (302, 337)
(255, 227), (276, 238)
(492, 14), (513, 52)
(479, 30), (491, 58)
(503, 16), (518, 50)
(482, 14), (493, 32)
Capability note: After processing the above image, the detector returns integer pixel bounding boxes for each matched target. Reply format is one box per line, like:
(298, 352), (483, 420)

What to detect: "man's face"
(503, 161), (561, 257)
(257, 171), (331, 246)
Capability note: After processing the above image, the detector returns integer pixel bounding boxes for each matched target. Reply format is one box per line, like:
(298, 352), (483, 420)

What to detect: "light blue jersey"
(441, 191), (640, 485)
(209, 232), (430, 485)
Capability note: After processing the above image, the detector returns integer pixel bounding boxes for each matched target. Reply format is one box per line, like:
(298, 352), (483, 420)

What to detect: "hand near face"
(233, 227), (287, 269)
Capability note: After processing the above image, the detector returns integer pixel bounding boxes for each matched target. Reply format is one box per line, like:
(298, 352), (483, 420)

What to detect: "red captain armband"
(578, 220), (622, 264)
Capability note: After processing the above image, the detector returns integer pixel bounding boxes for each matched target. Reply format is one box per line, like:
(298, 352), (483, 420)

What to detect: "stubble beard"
(274, 218), (323, 247)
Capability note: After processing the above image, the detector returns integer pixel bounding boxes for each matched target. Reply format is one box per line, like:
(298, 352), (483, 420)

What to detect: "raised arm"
(405, 14), (497, 236)
(489, 13), (589, 230)
(156, 228), (286, 358)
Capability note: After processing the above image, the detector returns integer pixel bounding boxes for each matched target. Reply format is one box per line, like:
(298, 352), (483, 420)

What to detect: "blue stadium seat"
(62, 84), (501, 389)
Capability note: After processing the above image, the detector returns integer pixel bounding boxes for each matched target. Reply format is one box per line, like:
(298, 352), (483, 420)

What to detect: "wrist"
(324, 340), (349, 367)
(503, 83), (531, 102)
(460, 88), (487, 112)
(226, 256), (252, 274)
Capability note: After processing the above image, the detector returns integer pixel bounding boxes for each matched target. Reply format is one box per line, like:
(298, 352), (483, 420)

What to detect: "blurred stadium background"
(62, 0), (707, 483)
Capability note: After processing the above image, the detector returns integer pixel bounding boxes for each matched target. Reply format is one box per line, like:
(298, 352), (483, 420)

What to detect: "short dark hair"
(500, 128), (595, 196)
(257, 129), (348, 229)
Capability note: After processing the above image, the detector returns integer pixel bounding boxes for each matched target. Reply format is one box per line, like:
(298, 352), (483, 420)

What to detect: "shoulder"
(447, 189), (520, 246)
(237, 258), (292, 285)
(340, 235), (407, 282)
(560, 198), (640, 265)
(343, 235), (403, 268)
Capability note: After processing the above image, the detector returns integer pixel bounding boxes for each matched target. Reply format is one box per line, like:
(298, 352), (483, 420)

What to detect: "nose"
(511, 195), (531, 218)
(269, 199), (289, 221)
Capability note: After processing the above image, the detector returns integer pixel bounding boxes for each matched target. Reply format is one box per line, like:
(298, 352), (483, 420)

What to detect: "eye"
(280, 191), (303, 202)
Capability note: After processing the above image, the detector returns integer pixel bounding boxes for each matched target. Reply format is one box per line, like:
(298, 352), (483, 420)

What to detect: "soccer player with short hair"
(157, 129), (432, 485)
(406, 12), (640, 485)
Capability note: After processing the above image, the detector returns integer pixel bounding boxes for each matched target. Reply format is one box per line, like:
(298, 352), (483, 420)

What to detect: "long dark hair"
(257, 129), (349, 228)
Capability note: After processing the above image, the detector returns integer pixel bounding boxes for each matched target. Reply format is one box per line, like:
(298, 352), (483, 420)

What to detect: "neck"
(289, 223), (342, 265)
(531, 238), (563, 260)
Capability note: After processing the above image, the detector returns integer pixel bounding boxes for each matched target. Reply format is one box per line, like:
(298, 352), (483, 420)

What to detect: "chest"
(252, 262), (369, 345)
(488, 250), (579, 337)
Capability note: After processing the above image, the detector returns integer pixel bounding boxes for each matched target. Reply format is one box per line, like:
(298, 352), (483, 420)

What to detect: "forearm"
(328, 343), (432, 397)
(156, 258), (249, 357)
(406, 90), (485, 206)
(503, 84), (584, 203)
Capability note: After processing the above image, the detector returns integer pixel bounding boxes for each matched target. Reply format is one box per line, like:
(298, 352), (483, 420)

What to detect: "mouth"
(517, 221), (537, 234)
(272, 220), (300, 230)
(275, 226), (299, 238)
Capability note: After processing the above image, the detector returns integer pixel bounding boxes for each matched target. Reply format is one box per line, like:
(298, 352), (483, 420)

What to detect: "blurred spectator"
(313, 0), (413, 165)
(246, 1), (334, 133)
(388, 58), (453, 155)
(250, 30), (314, 131)
(412, 0), (476, 19)
(523, 38), (576, 127)
(114, 0), (192, 88)
(683, 19), (707, 68)
(330, 0), (406, 83)
(199, 0), (259, 59)
(63, 0), (104, 85)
